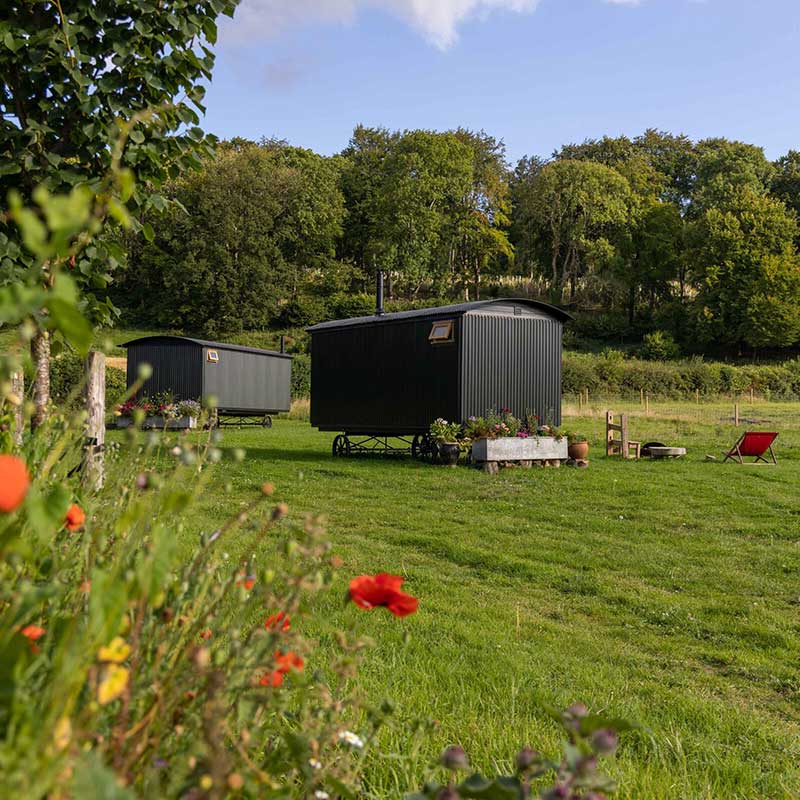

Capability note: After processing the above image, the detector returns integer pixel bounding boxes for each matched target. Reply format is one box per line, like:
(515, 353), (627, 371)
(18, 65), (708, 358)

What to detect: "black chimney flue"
(279, 334), (286, 354)
(376, 269), (385, 316)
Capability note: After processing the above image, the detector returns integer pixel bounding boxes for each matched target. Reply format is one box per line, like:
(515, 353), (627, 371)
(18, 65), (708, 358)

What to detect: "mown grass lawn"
(121, 403), (799, 798)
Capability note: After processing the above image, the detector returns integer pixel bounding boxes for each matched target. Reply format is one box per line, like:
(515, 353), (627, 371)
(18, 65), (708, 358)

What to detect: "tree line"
(113, 128), (800, 357)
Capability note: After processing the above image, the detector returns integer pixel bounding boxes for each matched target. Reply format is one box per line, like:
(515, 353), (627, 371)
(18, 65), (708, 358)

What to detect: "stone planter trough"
(116, 416), (198, 430)
(472, 436), (568, 464)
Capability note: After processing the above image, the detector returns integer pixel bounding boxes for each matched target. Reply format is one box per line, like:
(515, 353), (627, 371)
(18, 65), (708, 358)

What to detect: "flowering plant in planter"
(430, 418), (462, 444)
(566, 431), (588, 444)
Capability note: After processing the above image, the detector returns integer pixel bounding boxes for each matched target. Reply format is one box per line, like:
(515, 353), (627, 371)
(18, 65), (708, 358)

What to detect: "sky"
(202, 0), (800, 164)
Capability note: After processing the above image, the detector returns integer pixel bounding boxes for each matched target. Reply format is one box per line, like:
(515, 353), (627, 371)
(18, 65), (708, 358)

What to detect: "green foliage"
(640, 330), (680, 361)
(291, 354), (311, 398)
(562, 351), (800, 399)
(0, 0), (238, 328)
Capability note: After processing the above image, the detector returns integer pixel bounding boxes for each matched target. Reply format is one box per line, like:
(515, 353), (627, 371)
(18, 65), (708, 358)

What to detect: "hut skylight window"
(428, 320), (454, 343)
(207, 350), (219, 363)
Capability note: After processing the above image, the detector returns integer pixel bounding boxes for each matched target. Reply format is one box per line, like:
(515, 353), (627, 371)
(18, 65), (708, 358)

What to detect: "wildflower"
(20, 624), (45, 653)
(441, 745), (469, 771)
(20, 624), (45, 642)
(258, 649), (304, 688)
(98, 637), (131, 663)
(200, 629), (212, 640)
(259, 670), (285, 688)
(590, 728), (619, 756)
(264, 611), (290, 632)
(309, 758), (322, 770)
(349, 573), (419, 618)
(64, 504), (86, 532)
(0, 455), (30, 513)
(97, 664), (129, 705)
(315, 791), (329, 799)
(338, 730), (365, 749)
(236, 571), (256, 591)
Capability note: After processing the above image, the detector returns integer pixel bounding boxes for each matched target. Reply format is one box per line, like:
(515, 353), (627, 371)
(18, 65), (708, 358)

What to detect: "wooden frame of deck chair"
(723, 431), (779, 465)
(606, 411), (641, 459)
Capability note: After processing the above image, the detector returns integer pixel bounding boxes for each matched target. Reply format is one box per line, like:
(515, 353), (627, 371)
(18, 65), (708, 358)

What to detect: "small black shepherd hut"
(307, 276), (571, 456)
(123, 336), (292, 425)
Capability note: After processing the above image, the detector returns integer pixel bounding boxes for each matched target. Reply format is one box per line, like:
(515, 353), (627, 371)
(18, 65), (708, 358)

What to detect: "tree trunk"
(473, 259), (481, 301)
(628, 284), (636, 326)
(11, 371), (24, 447)
(31, 329), (50, 431)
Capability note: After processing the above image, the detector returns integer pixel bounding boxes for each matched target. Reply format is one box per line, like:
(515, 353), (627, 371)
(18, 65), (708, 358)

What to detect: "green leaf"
(47, 298), (93, 354)
(72, 753), (136, 800)
(141, 222), (155, 242)
(456, 775), (523, 800)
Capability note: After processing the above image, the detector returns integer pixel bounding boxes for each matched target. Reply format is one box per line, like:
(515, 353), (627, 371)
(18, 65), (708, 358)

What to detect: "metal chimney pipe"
(376, 269), (385, 316)
(279, 334), (286, 354)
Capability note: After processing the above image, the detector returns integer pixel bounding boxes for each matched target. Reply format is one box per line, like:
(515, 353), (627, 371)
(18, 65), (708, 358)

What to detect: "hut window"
(428, 320), (454, 343)
(207, 350), (219, 363)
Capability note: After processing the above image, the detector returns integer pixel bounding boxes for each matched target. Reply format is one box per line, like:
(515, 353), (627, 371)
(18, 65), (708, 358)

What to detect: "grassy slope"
(117, 401), (800, 799)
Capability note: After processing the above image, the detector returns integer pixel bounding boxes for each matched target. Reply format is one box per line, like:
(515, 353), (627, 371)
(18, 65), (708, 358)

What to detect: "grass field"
(112, 400), (800, 799)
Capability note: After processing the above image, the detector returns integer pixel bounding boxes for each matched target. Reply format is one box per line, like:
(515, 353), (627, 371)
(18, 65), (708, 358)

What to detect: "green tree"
(118, 140), (345, 333)
(772, 150), (800, 222)
(0, 0), (237, 423)
(689, 188), (800, 350)
(513, 159), (631, 299)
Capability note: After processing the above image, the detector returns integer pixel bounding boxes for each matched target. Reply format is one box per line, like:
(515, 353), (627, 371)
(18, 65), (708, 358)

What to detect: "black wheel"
(332, 435), (351, 458)
(262, 415), (273, 428)
(413, 433), (438, 463)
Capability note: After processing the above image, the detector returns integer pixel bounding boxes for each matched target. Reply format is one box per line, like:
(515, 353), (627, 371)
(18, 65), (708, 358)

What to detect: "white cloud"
(225, 0), (541, 50)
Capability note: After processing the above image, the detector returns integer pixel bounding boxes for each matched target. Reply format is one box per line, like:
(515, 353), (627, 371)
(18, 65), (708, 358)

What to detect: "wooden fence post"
(695, 388), (700, 404)
(734, 403), (739, 427)
(11, 371), (24, 447)
(578, 391), (583, 413)
(84, 351), (106, 492)
(645, 393), (650, 414)
(749, 386), (754, 404)
(640, 387), (644, 406)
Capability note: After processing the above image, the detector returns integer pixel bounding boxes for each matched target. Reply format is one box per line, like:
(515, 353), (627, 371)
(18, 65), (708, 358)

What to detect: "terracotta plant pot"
(568, 441), (589, 460)
(438, 442), (461, 466)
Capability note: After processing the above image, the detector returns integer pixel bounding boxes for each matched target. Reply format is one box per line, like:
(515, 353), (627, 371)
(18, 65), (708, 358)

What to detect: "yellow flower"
(200, 775), (213, 790)
(98, 637), (130, 664)
(97, 664), (129, 705)
(54, 717), (72, 751)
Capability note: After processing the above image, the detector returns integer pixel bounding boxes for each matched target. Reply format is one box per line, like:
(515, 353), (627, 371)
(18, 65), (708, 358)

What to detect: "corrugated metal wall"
(310, 317), (461, 434)
(460, 313), (563, 426)
(126, 340), (203, 402)
(203, 349), (291, 414)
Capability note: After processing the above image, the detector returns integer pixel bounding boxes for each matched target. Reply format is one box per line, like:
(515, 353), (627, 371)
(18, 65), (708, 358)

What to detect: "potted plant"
(567, 432), (589, 460)
(430, 418), (462, 466)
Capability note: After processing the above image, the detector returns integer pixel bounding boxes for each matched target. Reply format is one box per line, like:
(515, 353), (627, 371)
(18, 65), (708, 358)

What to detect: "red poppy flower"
(0, 455), (30, 513)
(200, 629), (212, 640)
(349, 573), (419, 618)
(258, 650), (304, 688)
(264, 611), (291, 632)
(259, 670), (285, 688)
(20, 624), (45, 653)
(274, 650), (304, 673)
(236, 571), (256, 591)
(64, 504), (86, 532)
(20, 625), (45, 641)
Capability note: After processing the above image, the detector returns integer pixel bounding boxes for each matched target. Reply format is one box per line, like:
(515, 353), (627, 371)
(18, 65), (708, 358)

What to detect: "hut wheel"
(332, 435), (351, 458)
(413, 433), (437, 463)
(262, 415), (273, 428)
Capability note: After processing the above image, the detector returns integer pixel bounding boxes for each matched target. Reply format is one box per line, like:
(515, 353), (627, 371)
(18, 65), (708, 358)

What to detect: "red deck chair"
(723, 431), (778, 464)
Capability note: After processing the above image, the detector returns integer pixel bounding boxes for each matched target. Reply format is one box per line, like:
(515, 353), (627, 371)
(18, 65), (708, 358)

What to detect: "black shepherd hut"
(122, 336), (292, 424)
(308, 293), (571, 455)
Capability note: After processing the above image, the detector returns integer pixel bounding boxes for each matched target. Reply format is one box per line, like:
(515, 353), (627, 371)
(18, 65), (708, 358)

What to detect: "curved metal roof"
(121, 335), (291, 359)
(307, 298), (572, 332)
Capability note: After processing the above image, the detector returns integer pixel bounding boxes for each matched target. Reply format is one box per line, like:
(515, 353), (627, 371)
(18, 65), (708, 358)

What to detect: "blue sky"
(203, 0), (800, 164)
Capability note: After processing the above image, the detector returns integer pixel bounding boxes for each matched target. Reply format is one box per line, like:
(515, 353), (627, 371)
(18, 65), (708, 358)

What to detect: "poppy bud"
(136, 473), (149, 490)
(440, 745), (469, 771)
(516, 746), (539, 771)
(590, 728), (618, 756)
(261, 482), (275, 496)
(566, 702), (588, 718)
(192, 647), (210, 668)
(272, 502), (289, 521)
